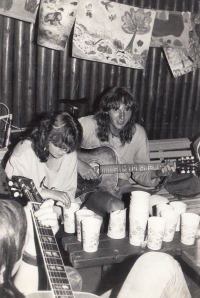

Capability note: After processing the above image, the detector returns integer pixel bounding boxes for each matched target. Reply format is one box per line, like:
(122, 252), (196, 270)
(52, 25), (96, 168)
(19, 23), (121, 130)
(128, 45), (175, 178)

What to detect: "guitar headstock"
(175, 156), (199, 176)
(9, 176), (43, 203)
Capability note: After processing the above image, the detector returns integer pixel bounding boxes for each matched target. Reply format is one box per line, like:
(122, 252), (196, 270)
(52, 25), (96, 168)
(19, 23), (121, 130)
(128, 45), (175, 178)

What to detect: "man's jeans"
(101, 252), (191, 298)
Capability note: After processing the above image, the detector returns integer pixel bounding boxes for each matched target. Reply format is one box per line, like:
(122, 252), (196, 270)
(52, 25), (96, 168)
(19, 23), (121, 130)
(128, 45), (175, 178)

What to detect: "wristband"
(22, 251), (38, 266)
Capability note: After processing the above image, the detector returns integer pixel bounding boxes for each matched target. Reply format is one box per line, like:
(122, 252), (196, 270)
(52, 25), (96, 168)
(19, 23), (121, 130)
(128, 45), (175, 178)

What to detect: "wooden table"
(181, 244), (200, 276)
(60, 195), (200, 293)
(62, 232), (200, 269)
(61, 231), (200, 294)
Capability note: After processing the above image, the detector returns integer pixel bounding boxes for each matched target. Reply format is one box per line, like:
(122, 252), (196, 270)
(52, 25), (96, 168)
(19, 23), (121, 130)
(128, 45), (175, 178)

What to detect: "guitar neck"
(99, 162), (174, 174)
(31, 202), (75, 298)
(11, 176), (100, 298)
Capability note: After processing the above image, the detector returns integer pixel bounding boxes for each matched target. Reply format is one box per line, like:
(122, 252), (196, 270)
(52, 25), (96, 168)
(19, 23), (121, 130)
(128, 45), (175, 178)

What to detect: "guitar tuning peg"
(8, 180), (14, 186)
(13, 191), (20, 197)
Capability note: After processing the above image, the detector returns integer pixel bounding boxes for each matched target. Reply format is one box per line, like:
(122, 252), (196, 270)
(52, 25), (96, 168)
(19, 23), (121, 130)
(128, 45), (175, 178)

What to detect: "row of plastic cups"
(107, 190), (200, 250)
(63, 204), (103, 252)
(156, 201), (187, 231)
(148, 212), (200, 250)
(128, 191), (198, 248)
(107, 191), (151, 241)
(147, 210), (180, 250)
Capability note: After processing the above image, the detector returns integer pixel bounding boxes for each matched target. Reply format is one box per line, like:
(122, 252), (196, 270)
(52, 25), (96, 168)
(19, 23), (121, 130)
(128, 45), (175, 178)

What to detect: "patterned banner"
(37, 0), (78, 51)
(72, 0), (156, 69)
(164, 14), (200, 77)
(150, 10), (190, 49)
(0, 0), (40, 23)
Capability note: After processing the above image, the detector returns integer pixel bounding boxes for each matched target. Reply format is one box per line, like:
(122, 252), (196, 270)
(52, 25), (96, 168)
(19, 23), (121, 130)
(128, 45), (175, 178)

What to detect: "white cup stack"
(129, 191), (151, 246)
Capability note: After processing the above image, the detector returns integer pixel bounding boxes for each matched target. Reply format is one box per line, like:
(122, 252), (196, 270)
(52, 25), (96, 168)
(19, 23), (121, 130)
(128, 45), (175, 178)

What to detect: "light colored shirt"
(79, 115), (159, 187)
(5, 140), (77, 201)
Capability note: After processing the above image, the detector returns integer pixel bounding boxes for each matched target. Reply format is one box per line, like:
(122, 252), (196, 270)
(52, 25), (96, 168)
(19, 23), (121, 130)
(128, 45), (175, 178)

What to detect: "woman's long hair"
(95, 87), (139, 145)
(31, 111), (83, 162)
(0, 200), (27, 298)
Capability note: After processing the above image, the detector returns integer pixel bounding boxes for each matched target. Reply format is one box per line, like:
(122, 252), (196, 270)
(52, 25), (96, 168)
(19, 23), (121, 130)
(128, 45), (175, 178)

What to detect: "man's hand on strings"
(151, 161), (176, 179)
(78, 158), (98, 180)
(155, 161), (176, 178)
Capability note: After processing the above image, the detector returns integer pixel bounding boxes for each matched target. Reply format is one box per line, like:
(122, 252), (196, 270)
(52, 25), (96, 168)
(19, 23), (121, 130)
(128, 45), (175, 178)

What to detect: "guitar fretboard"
(32, 203), (74, 298)
(99, 162), (174, 174)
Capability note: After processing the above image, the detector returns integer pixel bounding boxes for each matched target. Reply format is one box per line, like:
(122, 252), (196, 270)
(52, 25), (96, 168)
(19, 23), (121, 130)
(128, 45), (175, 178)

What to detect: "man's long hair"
(95, 87), (139, 145)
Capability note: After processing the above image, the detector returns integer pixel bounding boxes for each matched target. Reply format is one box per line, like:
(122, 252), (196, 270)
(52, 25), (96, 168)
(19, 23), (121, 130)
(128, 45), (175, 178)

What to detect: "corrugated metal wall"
(0, 0), (200, 142)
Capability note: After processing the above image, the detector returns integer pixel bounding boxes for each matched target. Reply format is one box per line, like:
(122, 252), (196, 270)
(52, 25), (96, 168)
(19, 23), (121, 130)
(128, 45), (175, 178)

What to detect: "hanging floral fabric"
(0, 0), (40, 23)
(150, 10), (190, 49)
(72, 0), (156, 69)
(37, 0), (77, 51)
(163, 14), (200, 77)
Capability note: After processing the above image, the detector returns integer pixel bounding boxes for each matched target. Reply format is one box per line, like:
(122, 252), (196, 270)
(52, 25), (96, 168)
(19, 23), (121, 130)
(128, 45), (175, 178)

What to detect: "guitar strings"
(25, 190), (74, 296)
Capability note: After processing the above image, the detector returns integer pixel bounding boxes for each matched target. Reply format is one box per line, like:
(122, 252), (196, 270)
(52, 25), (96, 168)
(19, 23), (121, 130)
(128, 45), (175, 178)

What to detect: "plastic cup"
(93, 213), (103, 224)
(129, 212), (149, 246)
(107, 209), (126, 239)
(160, 209), (180, 242)
(149, 195), (169, 216)
(82, 218), (102, 252)
(63, 203), (80, 233)
(181, 213), (200, 245)
(170, 201), (187, 231)
(75, 209), (94, 241)
(147, 216), (166, 250)
(156, 203), (174, 217)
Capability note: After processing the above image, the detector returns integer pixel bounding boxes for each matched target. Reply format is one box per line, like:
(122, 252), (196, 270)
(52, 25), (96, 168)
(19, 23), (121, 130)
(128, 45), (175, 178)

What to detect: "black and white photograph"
(0, 1), (200, 298)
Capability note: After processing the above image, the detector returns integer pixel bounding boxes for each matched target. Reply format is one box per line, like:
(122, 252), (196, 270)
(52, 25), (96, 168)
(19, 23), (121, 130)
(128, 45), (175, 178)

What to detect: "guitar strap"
(151, 176), (170, 195)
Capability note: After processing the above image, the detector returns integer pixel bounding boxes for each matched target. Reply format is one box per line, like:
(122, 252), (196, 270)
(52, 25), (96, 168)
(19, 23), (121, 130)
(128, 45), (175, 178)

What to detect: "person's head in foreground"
(0, 199), (27, 298)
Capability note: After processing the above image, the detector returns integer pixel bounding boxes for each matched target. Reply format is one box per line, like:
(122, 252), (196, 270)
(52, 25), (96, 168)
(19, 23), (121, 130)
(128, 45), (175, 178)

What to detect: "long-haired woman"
(5, 111), (83, 206)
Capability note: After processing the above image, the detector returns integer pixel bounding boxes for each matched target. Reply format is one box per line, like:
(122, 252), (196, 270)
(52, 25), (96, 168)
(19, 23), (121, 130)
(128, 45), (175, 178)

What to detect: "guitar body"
(77, 146), (118, 192)
(27, 291), (99, 298)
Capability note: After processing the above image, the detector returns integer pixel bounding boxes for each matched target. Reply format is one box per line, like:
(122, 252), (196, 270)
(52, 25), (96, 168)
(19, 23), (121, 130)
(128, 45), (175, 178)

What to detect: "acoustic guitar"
(77, 146), (198, 192)
(11, 176), (99, 298)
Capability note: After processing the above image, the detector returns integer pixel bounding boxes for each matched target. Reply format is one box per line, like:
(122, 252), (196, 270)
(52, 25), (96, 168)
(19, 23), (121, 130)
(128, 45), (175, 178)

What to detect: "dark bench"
(62, 232), (199, 269)
(61, 232), (200, 294)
